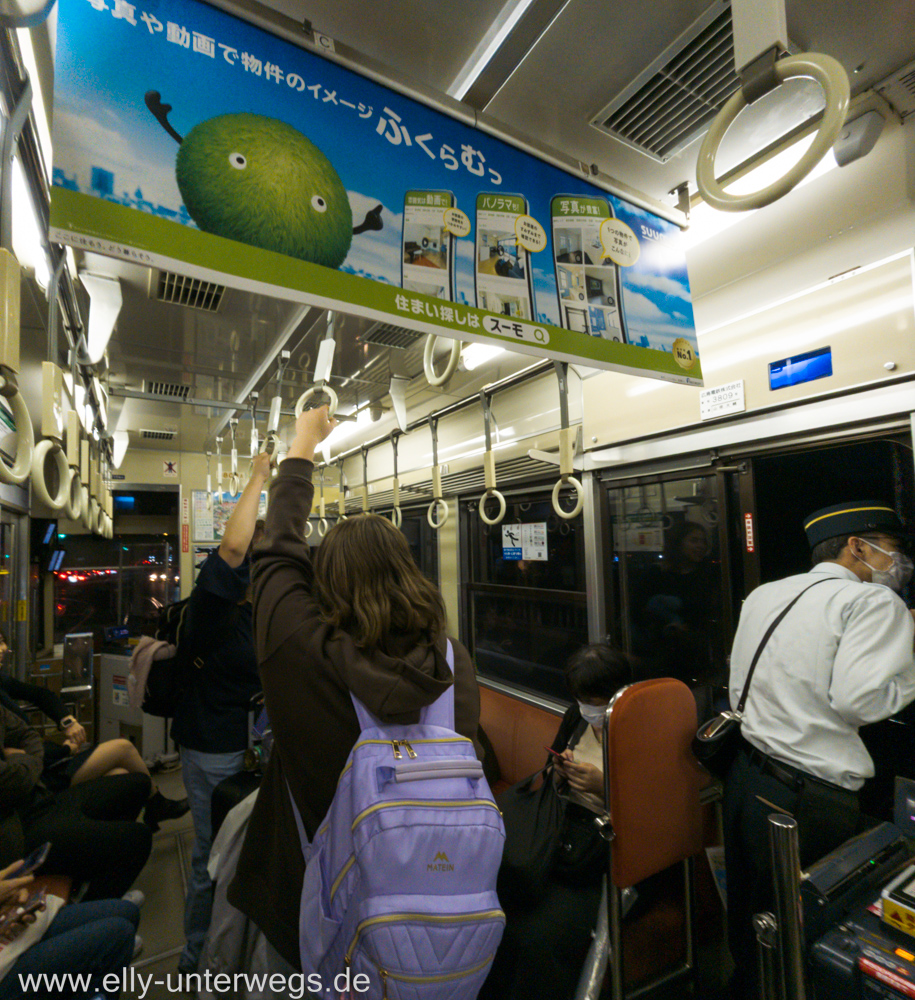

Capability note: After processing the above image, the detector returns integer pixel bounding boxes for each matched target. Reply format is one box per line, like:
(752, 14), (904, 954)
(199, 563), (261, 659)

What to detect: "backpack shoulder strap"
(350, 640), (456, 732)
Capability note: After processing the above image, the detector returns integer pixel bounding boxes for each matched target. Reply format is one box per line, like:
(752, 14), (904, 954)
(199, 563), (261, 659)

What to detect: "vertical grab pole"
(390, 433), (402, 529)
(754, 913), (780, 1000)
(214, 437), (223, 504)
(361, 446), (371, 514)
(337, 461), (347, 521)
(768, 813), (807, 1000)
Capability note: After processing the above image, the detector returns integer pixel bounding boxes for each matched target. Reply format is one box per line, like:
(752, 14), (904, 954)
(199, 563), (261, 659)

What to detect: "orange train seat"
(478, 684), (563, 794)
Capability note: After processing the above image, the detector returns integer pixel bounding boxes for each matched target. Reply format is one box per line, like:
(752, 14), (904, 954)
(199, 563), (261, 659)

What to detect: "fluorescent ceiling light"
(461, 342), (506, 371)
(15, 26), (52, 175)
(683, 133), (839, 251)
(447, 0), (537, 100)
(11, 155), (49, 288)
(321, 408), (374, 462)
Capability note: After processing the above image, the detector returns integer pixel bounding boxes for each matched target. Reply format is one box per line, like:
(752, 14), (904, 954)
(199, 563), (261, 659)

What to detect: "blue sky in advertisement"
(53, 0), (696, 353)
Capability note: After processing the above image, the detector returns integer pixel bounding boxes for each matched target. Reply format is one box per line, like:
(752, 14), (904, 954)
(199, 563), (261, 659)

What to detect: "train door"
(729, 433), (915, 818)
(605, 470), (743, 715)
(0, 508), (26, 678)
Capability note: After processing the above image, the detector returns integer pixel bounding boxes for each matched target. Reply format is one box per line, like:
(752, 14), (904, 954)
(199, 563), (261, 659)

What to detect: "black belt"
(742, 743), (851, 796)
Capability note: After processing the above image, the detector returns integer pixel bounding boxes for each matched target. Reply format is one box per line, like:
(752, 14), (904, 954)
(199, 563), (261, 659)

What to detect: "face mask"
(578, 702), (608, 726)
(856, 540), (914, 592)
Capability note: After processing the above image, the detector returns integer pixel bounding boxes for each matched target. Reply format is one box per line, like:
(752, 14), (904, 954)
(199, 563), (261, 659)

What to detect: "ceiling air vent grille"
(142, 381), (191, 400)
(591, 2), (739, 162)
(359, 322), (426, 350)
(140, 428), (177, 441)
(152, 270), (225, 312)
(876, 59), (915, 121)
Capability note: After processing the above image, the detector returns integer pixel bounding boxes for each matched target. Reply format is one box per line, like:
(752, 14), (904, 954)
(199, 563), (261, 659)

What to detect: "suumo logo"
(427, 851), (455, 872)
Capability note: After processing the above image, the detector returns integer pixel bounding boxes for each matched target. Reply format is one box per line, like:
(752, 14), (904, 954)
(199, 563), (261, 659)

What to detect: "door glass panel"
(609, 478), (726, 696)
(0, 518), (14, 645)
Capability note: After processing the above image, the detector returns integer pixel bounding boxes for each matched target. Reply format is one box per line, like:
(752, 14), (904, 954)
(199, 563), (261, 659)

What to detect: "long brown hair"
(313, 514), (446, 650)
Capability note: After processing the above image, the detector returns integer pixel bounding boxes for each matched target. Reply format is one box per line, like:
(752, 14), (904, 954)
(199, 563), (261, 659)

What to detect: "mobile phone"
(8, 842), (50, 878)
(0, 888), (47, 935)
(401, 190), (455, 300)
(474, 192), (536, 321)
(551, 194), (627, 343)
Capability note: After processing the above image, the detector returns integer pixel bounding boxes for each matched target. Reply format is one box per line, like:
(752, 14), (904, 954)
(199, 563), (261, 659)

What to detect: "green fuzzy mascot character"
(146, 91), (383, 269)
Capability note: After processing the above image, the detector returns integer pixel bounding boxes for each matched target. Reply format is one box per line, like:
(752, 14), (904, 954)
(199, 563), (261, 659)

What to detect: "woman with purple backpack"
(228, 405), (484, 979)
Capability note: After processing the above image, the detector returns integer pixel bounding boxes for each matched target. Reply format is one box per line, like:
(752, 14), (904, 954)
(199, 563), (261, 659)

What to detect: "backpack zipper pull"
(391, 741), (403, 760)
(379, 967), (389, 1000)
(400, 740), (417, 759)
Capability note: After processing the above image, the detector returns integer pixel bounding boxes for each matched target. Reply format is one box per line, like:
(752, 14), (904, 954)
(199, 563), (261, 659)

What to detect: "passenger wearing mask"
(173, 455), (267, 975)
(480, 642), (632, 1000)
(228, 405), (482, 974)
(723, 502), (915, 999)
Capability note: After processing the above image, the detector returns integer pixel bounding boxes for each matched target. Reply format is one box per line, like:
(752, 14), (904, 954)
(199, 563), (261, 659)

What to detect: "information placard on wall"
(50, 0), (701, 385)
(192, 490), (267, 542)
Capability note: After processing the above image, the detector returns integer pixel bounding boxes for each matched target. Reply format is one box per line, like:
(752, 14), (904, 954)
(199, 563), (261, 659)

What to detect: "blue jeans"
(179, 747), (246, 972)
(0, 898), (139, 999)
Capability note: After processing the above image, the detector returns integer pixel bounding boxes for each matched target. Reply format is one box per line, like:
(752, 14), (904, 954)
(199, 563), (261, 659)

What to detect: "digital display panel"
(768, 346), (832, 390)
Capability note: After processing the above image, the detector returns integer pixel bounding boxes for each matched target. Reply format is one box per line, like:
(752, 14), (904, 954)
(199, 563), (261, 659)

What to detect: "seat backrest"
(479, 685), (562, 786)
(607, 678), (710, 888)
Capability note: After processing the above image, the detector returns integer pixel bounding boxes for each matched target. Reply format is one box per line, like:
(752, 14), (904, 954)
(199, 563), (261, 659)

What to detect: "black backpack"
(141, 598), (203, 717)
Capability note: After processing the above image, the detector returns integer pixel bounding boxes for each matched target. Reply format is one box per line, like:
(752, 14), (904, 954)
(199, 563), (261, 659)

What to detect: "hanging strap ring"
(31, 440), (71, 510)
(696, 53), (849, 212)
(552, 476), (584, 520)
(423, 336), (461, 387)
(228, 473), (240, 496)
(427, 497), (450, 529)
(304, 520), (313, 539)
(0, 371), (35, 486)
(391, 506), (402, 530)
(479, 490), (506, 526)
(317, 518), (329, 536)
(294, 385), (339, 418)
(64, 467), (83, 521)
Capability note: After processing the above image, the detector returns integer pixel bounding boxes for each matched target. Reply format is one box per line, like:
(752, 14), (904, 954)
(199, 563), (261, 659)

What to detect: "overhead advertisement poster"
(49, 0), (702, 385)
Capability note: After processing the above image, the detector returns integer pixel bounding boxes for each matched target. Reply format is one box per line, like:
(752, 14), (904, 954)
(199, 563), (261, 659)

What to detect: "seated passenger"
(0, 629), (188, 829)
(0, 859), (139, 999)
(0, 705), (152, 902)
(171, 458), (266, 975)
(480, 642), (633, 1000)
(226, 406), (482, 973)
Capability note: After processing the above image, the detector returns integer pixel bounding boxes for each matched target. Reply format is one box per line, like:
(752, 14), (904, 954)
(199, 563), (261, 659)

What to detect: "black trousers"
(22, 772), (153, 900)
(478, 873), (602, 1000)
(723, 744), (859, 999)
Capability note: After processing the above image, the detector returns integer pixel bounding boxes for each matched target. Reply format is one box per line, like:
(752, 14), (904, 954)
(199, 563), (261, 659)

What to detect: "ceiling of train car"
(36, 0), (915, 459)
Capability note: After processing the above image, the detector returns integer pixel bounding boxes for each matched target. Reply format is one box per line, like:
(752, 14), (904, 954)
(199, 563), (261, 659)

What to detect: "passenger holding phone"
(0, 855), (139, 999)
(480, 643), (631, 1000)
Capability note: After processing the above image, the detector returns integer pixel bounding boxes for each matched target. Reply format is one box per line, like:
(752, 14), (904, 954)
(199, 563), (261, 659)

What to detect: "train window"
(53, 537), (179, 643)
(461, 493), (587, 702)
(398, 507), (439, 585)
(607, 478), (728, 710)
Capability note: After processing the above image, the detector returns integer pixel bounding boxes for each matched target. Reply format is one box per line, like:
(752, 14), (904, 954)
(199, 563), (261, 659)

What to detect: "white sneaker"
(123, 889), (145, 908)
(133, 935), (144, 960)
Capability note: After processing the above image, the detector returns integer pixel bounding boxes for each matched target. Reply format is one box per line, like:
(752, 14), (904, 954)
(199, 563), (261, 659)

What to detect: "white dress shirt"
(729, 562), (915, 790)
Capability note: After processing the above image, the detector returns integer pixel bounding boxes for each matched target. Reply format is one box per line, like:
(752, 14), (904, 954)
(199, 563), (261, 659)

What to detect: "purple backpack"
(290, 642), (505, 1000)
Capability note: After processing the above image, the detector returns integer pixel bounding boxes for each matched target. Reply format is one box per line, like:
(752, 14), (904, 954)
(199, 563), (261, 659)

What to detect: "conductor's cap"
(803, 502), (909, 548)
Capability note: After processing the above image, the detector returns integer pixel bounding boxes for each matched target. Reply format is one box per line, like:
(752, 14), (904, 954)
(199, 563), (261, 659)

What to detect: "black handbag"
(496, 766), (567, 906)
(693, 578), (831, 778)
